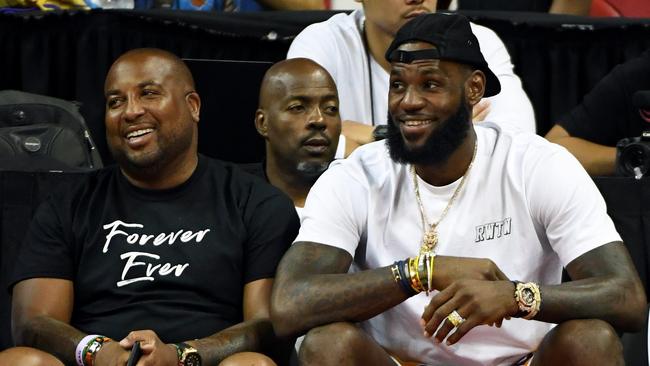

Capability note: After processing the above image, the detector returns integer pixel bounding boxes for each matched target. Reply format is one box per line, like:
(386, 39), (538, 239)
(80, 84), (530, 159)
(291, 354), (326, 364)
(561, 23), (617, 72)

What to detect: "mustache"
(300, 131), (331, 146)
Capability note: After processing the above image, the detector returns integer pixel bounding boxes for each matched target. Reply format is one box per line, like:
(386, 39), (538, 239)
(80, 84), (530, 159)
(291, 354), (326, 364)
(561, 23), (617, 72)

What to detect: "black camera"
(616, 131), (650, 178)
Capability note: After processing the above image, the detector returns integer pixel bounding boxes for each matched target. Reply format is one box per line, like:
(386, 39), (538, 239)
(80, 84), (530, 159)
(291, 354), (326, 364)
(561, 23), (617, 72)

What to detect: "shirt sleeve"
(557, 65), (628, 146)
(472, 23), (536, 133)
(525, 145), (621, 266)
(9, 197), (75, 290)
(294, 162), (368, 258)
(243, 187), (299, 284)
(287, 20), (340, 81)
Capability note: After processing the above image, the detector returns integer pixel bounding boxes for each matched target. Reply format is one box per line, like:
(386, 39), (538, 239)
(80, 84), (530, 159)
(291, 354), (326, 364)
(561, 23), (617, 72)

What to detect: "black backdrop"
(2, 9), (650, 165)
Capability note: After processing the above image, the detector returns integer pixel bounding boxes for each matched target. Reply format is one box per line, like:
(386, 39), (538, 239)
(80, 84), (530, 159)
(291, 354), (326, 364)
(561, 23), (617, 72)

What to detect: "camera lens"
(621, 144), (649, 176)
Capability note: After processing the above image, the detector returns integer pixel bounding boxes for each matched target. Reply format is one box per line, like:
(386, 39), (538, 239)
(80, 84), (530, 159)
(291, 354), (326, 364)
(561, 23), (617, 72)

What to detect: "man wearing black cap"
(270, 13), (645, 366)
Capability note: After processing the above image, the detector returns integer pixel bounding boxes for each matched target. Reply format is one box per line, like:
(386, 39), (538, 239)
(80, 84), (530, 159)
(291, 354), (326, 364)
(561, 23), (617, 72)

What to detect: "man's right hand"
(94, 340), (130, 366)
(431, 256), (510, 290)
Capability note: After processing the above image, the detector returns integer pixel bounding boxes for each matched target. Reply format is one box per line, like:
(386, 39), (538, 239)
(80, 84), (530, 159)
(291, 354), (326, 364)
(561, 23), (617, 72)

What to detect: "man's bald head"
(105, 48), (196, 93)
(255, 58), (340, 184)
(258, 58), (336, 109)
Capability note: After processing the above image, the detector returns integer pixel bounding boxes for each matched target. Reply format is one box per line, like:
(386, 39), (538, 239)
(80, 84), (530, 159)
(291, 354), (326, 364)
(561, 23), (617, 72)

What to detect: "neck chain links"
(412, 139), (478, 255)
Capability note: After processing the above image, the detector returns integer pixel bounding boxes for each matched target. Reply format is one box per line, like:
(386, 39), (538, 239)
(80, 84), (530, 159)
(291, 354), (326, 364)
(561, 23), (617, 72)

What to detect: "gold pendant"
(421, 228), (437, 254)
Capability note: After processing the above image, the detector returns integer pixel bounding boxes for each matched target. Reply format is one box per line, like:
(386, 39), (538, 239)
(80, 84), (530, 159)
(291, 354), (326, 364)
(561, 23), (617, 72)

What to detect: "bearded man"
(270, 13), (646, 366)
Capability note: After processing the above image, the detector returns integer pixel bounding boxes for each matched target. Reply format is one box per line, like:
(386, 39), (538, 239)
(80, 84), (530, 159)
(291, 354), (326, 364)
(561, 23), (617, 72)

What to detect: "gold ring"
(446, 310), (465, 327)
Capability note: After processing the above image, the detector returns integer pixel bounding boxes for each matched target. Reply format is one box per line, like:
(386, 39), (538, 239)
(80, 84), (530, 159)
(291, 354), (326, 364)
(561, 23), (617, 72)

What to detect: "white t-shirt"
(288, 10), (536, 133)
(295, 123), (621, 366)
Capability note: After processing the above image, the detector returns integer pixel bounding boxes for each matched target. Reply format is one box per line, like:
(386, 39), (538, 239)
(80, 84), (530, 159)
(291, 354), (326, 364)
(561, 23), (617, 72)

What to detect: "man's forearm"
(551, 136), (616, 175)
(536, 276), (645, 331)
(189, 318), (288, 364)
(15, 315), (85, 365)
(272, 243), (409, 337)
(274, 268), (408, 336)
(531, 242), (646, 332)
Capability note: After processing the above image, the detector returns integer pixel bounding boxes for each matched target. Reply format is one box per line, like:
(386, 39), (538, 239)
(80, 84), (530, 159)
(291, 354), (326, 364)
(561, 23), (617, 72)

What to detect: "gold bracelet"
(424, 251), (435, 295)
(409, 256), (424, 292)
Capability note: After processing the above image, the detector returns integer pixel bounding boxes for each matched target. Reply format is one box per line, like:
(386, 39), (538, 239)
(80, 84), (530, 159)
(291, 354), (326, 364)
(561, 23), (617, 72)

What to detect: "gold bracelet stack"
(391, 253), (436, 296)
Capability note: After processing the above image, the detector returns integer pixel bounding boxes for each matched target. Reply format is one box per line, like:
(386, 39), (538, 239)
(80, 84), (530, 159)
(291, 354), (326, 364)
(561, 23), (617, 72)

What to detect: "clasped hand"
(95, 330), (178, 366)
(421, 256), (519, 345)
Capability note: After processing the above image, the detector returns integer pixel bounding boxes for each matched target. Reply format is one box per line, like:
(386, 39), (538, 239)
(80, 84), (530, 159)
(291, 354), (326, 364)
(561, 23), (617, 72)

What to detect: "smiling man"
(243, 58), (341, 211)
(270, 13), (646, 366)
(288, 0), (535, 157)
(3, 48), (298, 366)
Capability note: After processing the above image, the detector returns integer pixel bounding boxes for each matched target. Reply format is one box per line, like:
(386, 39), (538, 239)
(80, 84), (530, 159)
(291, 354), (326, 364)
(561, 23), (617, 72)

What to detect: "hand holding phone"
(126, 341), (142, 366)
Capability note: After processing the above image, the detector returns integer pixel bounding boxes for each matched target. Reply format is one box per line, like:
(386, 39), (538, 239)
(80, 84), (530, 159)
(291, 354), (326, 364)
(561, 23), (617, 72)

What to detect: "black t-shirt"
(10, 155), (299, 343)
(559, 50), (650, 146)
(239, 161), (267, 181)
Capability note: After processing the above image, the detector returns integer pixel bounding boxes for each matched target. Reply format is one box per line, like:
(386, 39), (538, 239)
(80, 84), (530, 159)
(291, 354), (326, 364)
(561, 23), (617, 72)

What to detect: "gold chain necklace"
(412, 140), (478, 255)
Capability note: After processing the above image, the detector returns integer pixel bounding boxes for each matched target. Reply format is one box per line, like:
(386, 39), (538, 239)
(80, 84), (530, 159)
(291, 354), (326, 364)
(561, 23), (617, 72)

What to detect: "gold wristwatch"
(513, 281), (541, 320)
(174, 342), (202, 366)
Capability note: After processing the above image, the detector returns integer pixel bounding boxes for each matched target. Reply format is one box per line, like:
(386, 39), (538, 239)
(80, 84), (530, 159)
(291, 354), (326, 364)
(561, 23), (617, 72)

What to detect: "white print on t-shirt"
(475, 217), (512, 243)
(101, 220), (211, 288)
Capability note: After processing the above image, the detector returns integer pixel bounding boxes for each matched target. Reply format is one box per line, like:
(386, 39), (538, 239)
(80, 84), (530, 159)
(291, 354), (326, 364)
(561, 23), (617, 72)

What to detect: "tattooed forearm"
(534, 242), (646, 332)
(271, 242), (409, 337)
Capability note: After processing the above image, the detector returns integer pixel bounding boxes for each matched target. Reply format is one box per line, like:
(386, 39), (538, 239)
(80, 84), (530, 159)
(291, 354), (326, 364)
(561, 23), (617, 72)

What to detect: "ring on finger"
(446, 310), (466, 328)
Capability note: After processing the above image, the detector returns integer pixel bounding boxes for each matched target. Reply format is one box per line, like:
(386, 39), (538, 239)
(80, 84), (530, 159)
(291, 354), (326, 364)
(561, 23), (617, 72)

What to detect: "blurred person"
(546, 50), (650, 176)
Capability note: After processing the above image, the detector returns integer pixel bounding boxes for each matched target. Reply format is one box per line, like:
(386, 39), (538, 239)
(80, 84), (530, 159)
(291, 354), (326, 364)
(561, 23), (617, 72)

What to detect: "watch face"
(185, 353), (201, 366)
(522, 288), (535, 305)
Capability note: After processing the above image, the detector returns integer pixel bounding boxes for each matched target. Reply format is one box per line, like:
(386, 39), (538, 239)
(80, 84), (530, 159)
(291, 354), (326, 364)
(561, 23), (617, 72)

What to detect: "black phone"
(126, 341), (142, 366)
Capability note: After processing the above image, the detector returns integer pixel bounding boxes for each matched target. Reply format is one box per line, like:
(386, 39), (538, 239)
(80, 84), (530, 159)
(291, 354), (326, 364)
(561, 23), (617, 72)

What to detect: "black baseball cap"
(385, 13), (501, 97)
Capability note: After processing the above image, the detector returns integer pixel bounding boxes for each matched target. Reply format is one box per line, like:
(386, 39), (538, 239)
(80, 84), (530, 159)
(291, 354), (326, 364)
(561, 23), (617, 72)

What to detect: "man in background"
(244, 58), (341, 211)
(546, 50), (650, 176)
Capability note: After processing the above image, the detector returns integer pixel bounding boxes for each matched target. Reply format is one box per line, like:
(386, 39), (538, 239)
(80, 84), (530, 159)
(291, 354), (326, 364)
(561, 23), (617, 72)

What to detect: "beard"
(296, 161), (330, 178)
(109, 125), (195, 178)
(386, 97), (471, 166)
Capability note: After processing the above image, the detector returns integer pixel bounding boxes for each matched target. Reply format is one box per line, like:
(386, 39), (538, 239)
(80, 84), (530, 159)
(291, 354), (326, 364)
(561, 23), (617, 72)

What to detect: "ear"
(185, 91), (201, 123)
(254, 109), (269, 139)
(465, 70), (486, 107)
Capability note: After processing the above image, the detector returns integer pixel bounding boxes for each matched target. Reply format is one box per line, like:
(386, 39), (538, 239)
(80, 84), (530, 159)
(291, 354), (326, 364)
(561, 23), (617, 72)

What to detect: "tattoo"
(271, 242), (409, 337)
(536, 241), (646, 331)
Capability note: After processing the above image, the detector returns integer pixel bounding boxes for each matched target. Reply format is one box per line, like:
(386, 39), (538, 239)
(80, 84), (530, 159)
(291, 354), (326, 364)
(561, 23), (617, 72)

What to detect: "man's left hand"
(119, 330), (178, 366)
(420, 280), (518, 345)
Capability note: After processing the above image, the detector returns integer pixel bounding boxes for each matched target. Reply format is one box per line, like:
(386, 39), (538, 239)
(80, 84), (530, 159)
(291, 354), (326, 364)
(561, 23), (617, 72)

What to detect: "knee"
(542, 319), (623, 365)
(218, 352), (276, 366)
(299, 322), (363, 362)
(0, 347), (64, 366)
